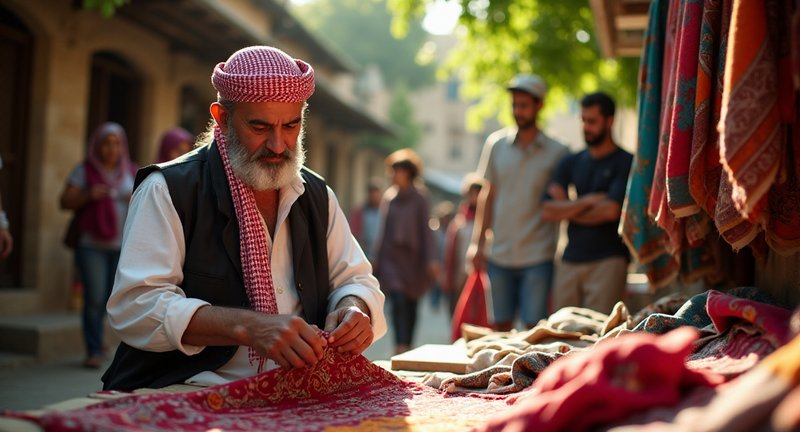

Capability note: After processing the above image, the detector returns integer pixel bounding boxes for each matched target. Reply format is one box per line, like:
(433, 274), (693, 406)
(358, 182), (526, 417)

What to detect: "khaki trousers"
(552, 256), (628, 315)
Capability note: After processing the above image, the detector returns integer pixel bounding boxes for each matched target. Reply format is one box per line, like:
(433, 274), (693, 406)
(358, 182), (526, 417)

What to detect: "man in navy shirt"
(542, 92), (633, 314)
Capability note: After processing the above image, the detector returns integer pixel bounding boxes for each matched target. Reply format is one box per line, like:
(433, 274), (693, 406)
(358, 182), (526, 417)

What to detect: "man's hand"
(240, 314), (327, 369)
(467, 243), (485, 273)
(324, 296), (373, 356)
(183, 306), (327, 369)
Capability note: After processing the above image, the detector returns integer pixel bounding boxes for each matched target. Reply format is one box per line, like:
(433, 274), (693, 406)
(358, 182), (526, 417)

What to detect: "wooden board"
(390, 344), (471, 374)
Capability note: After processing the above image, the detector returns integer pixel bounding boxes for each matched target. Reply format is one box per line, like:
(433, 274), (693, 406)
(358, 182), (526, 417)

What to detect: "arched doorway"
(87, 52), (143, 164)
(0, 5), (33, 287)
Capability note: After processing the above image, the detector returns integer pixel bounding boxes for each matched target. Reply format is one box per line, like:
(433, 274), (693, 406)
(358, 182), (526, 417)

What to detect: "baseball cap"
(507, 74), (547, 100)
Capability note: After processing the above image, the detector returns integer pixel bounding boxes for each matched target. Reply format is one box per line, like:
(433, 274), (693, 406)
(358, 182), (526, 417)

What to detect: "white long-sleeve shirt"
(107, 171), (387, 385)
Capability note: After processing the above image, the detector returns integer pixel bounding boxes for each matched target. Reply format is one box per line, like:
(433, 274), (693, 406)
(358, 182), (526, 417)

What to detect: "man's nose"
(266, 129), (288, 154)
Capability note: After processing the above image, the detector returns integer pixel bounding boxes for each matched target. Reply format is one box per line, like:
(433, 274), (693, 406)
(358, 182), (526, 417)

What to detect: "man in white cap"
(102, 46), (387, 391)
(467, 74), (569, 331)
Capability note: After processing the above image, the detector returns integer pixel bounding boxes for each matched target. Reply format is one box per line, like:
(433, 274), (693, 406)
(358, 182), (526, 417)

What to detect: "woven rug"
(4, 344), (510, 431)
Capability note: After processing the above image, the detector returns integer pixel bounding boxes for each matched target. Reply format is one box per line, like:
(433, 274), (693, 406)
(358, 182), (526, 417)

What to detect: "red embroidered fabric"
(6, 347), (509, 431)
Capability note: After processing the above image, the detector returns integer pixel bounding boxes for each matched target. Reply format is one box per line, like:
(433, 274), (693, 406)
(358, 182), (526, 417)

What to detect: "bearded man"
(467, 74), (569, 331)
(542, 91), (633, 315)
(102, 46), (386, 391)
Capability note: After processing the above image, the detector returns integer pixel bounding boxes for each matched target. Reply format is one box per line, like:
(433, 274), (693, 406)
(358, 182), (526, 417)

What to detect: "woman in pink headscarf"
(155, 127), (193, 163)
(59, 122), (136, 368)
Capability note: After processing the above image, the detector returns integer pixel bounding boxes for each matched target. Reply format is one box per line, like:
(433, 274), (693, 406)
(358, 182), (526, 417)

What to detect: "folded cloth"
(478, 327), (723, 432)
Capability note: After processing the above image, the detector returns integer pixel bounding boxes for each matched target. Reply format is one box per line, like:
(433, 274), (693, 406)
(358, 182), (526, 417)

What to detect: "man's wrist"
(336, 295), (371, 319)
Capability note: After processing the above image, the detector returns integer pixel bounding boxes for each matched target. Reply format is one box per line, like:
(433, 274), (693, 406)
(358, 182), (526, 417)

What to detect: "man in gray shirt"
(468, 74), (569, 331)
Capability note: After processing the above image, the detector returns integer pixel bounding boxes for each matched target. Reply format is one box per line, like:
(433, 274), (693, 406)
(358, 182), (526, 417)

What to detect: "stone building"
(0, 0), (391, 337)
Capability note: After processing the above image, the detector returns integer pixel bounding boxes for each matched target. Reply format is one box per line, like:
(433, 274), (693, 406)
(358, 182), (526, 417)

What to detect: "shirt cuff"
(164, 297), (211, 355)
(328, 285), (387, 341)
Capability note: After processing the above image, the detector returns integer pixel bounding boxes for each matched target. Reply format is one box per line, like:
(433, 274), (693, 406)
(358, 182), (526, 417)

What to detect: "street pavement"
(0, 292), (452, 411)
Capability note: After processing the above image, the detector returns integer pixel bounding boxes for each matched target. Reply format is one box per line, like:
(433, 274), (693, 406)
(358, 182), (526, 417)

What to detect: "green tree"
(83, 0), (128, 17)
(388, 0), (639, 129)
(292, 0), (435, 90)
(363, 84), (421, 152)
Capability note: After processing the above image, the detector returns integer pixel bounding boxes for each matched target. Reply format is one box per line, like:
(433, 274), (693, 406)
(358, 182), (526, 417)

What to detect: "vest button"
(297, 282), (303, 291)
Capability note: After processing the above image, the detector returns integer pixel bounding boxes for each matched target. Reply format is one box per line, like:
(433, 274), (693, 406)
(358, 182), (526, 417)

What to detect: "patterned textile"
(684, 289), (792, 378)
(620, 0), (680, 288)
(631, 292), (689, 327)
(648, 0), (683, 252)
(688, 0), (723, 218)
(477, 328), (723, 432)
(211, 46), (315, 103)
(704, 289), (793, 346)
(719, 0), (785, 221)
(688, 0), (761, 250)
(215, 126), (278, 369)
(766, 89), (800, 254)
(4, 345), (511, 431)
(666, 0), (704, 218)
(633, 289), (715, 334)
(632, 286), (775, 335)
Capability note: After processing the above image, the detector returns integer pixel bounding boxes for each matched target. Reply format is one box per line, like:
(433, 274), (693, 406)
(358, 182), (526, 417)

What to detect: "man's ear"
(210, 102), (229, 133)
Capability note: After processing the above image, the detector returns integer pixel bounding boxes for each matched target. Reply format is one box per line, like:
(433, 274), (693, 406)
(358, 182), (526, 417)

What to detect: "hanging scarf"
(214, 126), (278, 371)
(620, 0), (681, 289)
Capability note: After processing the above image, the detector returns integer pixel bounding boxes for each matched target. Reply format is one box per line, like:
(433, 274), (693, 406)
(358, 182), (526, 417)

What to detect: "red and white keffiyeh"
(215, 127), (277, 370)
(210, 46), (316, 370)
(212, 46), (315, 103)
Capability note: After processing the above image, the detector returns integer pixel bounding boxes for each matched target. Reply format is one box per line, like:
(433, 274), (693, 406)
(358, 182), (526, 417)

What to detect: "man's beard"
(584, 127), (609, 148)
(515, 115), (537, 130)
(226, 127), (306, 191)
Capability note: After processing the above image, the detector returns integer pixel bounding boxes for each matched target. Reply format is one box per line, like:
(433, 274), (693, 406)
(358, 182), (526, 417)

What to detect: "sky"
(421, 1), (461, 35)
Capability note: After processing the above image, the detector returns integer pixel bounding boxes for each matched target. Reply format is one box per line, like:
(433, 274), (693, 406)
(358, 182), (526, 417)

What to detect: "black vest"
(102, 142), (329, 391)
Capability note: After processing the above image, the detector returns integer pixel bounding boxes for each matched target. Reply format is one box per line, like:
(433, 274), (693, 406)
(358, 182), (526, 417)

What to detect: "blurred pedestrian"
(374, 148), (438, 354)
(468, 74), (569, 331)
(542, 92), (633, 314)
(443, 173), (484, 315)
(155, 127), (193, 163)
(0, 154), (13, 259)
(429, 200), (455, 311)
(348, 178), (383, 262)
(59, 122), (136, 368)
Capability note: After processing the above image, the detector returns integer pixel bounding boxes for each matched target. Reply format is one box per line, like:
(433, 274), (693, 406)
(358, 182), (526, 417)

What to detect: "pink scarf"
(214, 126), (278, 370)
(80, 122), (135, 243)
(80, 161), (118, 242)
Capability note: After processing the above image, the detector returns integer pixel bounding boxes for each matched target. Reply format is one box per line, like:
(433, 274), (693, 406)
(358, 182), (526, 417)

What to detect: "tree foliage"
(362, 84), (422, 152)
(388, 0), (640, 129)
(83, 0), (128, 17)
(292, 0), (435, 90)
